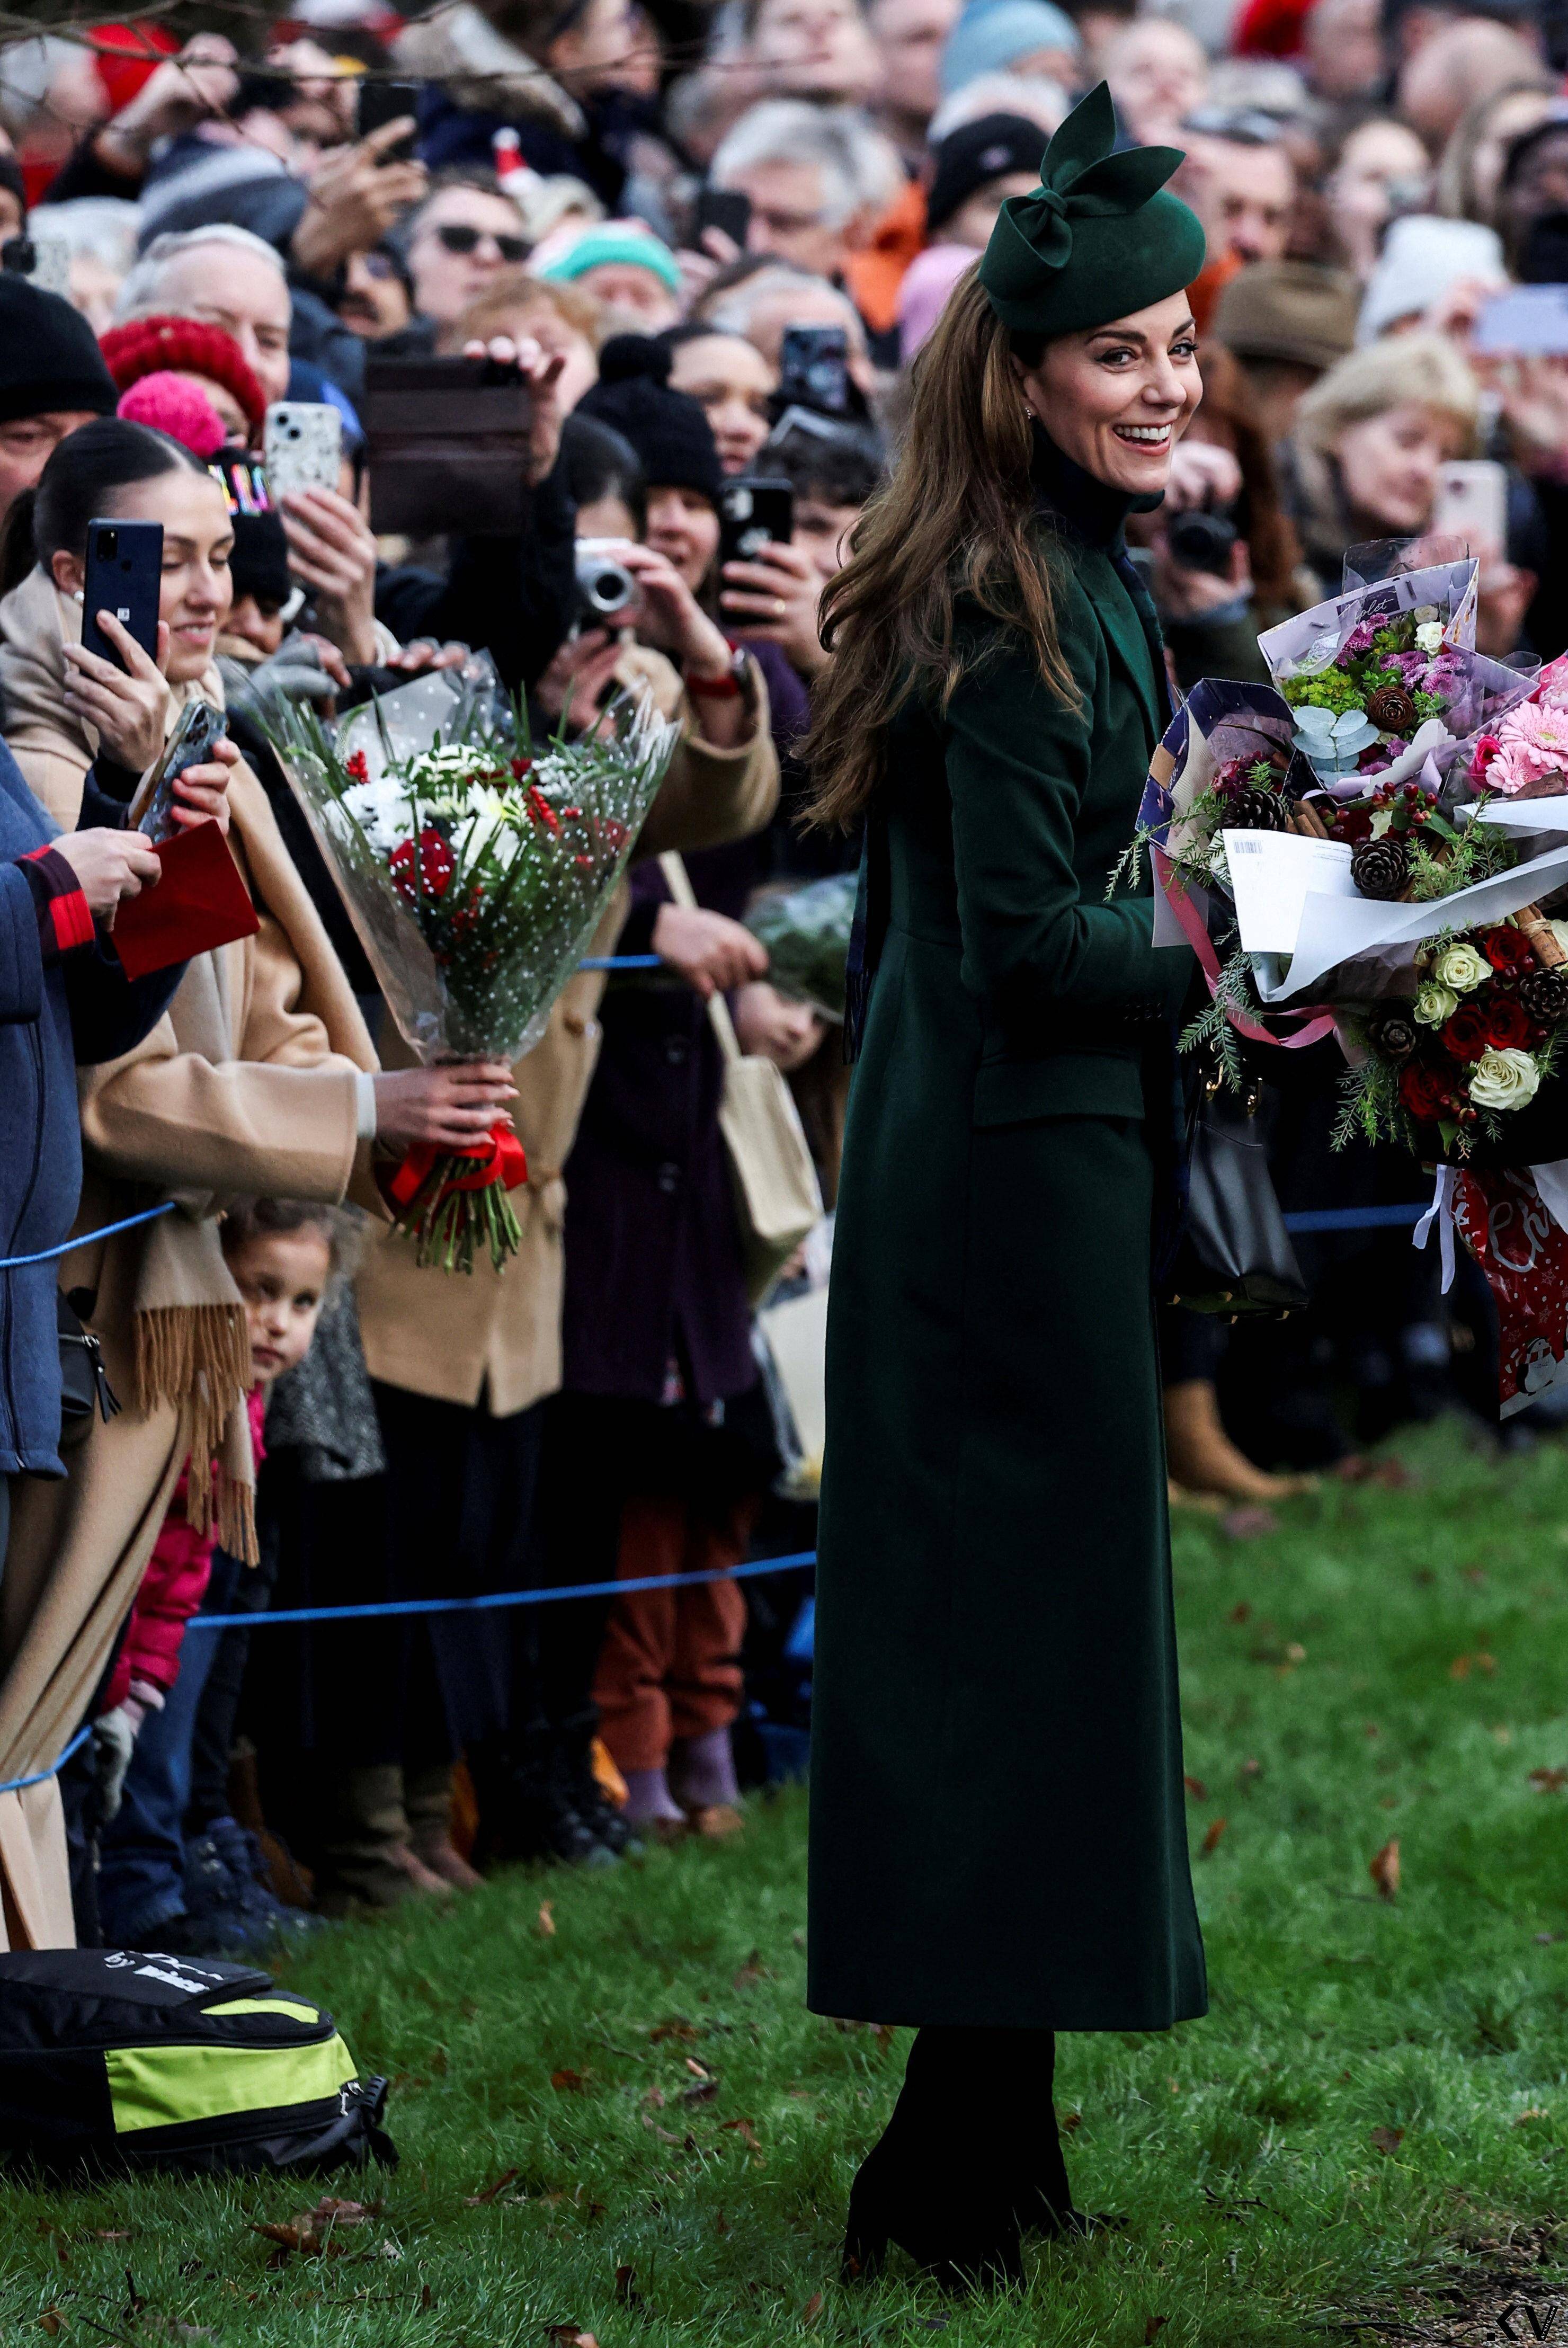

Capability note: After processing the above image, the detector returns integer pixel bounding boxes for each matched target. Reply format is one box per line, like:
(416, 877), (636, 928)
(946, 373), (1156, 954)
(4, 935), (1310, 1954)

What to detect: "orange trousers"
(592, 1495), (750, 1773)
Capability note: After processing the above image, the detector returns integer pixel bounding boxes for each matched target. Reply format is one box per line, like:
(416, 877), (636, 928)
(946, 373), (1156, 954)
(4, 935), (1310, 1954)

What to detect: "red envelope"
(108, 819), (260, 981)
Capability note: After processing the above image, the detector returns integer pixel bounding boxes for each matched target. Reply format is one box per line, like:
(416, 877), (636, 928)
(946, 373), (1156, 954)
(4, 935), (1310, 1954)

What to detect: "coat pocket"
(973, 1049), (1144, 1127)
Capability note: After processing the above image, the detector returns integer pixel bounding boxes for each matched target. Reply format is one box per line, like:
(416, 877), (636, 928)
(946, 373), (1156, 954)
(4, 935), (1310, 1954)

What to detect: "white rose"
(1433, 943), (1489, 992)
(1469, 1047), (1542, 1111)
(1414, 983), (1459, 1027)
(1415, 621), (1444, 655)
(1549, 919), (1568, 958)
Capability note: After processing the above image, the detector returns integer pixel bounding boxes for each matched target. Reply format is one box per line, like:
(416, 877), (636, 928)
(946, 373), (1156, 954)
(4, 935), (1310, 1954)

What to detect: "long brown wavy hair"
(805, 266), (1079, 832)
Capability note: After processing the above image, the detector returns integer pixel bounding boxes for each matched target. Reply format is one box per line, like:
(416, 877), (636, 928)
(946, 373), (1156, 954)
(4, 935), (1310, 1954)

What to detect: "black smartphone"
(357, 77), (421, 161)
(82, 519), (163, 672)
(694, 185), (751, 248)
(719, 476), (795, 570)
(128, 698), (225, 843)
(778, 324), (850, 417)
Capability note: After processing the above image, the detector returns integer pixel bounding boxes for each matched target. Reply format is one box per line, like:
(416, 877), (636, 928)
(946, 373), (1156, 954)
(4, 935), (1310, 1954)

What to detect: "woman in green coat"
(806, 84), (1210, 2289)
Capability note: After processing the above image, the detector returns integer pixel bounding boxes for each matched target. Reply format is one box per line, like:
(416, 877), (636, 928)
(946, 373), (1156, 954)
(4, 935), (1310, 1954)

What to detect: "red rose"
(1485, 994), (1534, 1050)
(1482, 926), (1534, 974)
(1400, 1057), (1455, 1123)
(1469, 733), (1501, 782)
(1441, 1002), (1492, 1062)
(389, 826), (454, 902)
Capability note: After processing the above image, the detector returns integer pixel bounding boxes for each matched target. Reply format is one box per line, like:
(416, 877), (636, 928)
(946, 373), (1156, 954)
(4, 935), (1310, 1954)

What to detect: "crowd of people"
(0, 0), (1566, 1958)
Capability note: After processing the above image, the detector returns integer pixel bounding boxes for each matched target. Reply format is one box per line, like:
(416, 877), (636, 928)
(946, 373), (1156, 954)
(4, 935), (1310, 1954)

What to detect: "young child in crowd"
(92, 1200), (354, 1955)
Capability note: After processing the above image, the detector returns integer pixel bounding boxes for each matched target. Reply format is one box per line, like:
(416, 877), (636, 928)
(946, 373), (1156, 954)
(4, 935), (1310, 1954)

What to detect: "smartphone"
(128, 698), (225, 843)
(82, 519), (163, 671)
(778, 324), (850, 417)
(357, 76), (421, 161)
(264, 401), (343, 500)
(694, 185), (751, 249)
(1431, 459), (1508, 558)
(1473, 284), (1568, 355)
(719, 476), (795, 570)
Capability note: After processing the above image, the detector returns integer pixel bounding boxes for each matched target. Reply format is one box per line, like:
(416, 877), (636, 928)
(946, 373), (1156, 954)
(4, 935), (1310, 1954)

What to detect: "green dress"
(807, 449), (1208, 2032)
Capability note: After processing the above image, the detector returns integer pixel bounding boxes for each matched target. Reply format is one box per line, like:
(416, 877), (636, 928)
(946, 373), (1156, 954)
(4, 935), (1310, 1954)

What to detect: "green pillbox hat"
(978, 81), (1206, 340)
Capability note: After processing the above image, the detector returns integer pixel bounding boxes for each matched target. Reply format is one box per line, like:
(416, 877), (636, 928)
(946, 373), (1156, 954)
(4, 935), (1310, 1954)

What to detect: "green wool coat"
(807, 452), (1209, 2032)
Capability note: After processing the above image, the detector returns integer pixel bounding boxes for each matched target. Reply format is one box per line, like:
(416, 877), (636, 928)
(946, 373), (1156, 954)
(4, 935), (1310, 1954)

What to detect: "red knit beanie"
(99, 315), (268, 441)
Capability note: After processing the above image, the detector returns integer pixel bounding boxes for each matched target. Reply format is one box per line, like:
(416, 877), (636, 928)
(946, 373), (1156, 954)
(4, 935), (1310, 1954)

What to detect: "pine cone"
(1220, 785), (1289, 832)
(1520, 966), (1568, 1026)
(1368, 1009), (1417, 1060)
(1365, 681), (1419, 734)
(1351, 834), (1412, 900)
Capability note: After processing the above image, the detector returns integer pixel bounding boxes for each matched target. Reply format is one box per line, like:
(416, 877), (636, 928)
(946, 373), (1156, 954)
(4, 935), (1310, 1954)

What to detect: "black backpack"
(0, 1949), (396, 2178)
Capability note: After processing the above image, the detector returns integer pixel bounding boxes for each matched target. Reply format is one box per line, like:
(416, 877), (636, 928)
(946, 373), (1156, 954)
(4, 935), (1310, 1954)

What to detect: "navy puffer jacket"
(0, 743), (183, 1477)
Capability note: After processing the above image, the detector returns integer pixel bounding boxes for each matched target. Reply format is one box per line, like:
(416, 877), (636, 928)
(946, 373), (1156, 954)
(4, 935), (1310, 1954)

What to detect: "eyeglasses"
(430, 221), (529, 264)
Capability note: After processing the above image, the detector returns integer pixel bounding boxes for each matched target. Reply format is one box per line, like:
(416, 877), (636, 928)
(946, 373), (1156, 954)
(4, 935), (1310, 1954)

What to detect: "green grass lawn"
(5, 1420), (1568, 2346)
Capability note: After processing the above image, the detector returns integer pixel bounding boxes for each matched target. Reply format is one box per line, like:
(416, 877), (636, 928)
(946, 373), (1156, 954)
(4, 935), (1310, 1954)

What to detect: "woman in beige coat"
(0, 419), (512, 1945)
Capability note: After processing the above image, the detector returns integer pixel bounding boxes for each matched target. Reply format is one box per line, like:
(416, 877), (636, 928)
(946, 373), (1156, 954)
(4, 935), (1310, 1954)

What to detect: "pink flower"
(1485, 744), (1536, 797)
(1493, 698), (1568, 791)
(1534, 654), (1568, 712)
(1470, 733), (1502, 782)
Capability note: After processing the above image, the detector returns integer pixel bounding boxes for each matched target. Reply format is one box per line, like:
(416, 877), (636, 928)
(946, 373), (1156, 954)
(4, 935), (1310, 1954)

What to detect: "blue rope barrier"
(186, 1549), (818, 1632)
(0, 1724), (92, 1797)
(578, 954), (663, 971)
(0, 1200), (175, 1273)
(1285, 1203), (1428, 1234)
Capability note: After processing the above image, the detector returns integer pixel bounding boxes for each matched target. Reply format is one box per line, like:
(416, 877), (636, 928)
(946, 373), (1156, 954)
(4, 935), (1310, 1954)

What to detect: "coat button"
(665, 1036), (689, 1066)
(657, 1162), (681, 1194)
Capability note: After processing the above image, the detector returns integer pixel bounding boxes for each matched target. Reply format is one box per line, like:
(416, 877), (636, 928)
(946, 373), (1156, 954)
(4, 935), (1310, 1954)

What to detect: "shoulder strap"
(657, 850), (741, 1064)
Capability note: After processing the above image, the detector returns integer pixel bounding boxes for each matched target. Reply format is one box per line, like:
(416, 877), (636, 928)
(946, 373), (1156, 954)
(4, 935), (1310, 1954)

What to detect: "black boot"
(840, 2028), (1024, 2292)
(554, 1713), (642, 1857)
(469, 1732), (614, 1869)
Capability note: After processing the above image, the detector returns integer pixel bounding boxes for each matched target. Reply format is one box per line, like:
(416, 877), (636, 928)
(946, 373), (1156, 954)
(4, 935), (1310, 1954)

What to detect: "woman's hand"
(720, 539), (829, 679)
(1161, 439), (1243, 515)
(290, 118), (429, 279)
(372, 1061), (518, 1151)
(732, 979), (825, 1069)
(461, 336), (568, 487)
(608, 539), (730, 673)
(653, 901), (768, 999)
(62, 614), (171, 773)
(50, 826), (163, 920)
(169, 734), (242, 834)
(534, 626), (625, 734)
(279, 487), (380, 666)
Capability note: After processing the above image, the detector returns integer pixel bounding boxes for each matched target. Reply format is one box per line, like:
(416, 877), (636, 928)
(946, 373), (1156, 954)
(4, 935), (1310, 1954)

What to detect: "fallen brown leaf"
(550, 2068), (589, 2093)
(1228, 1602), (1252, 1625)
(733, 1950), (771, 1989)
(721, 2117), (761, 2150)
(643, 2086), (666, 2111)
(1058, 2110), (1083, 2133)
(1529, 1768), (1568, 1793)
(1370, 1837), (1400, 1900)
(1451, 1655), (1472, 1680)
(684, 2057), (712, 2079)
(804, 2292), (824, 2323)
(544, 2328), (598, 2348)
(872, 2023), (897, 2053)
(463, 2166), (519, 2206)
(642, 2118), (683, 2145)
(1515, 2107), (1549, 2125)
(1145, 2319), (1169, 2344)
(37, 2314), (63, 2338)
(615, 2265), (640, 2307)
(538, 1902), (556, 1937)
(1201, 1817), (1227, 1856)
(1183, 1774), (1207, 1800)
(649, 2017), (698, 2043)
(1370, 2124), (1404, 2155)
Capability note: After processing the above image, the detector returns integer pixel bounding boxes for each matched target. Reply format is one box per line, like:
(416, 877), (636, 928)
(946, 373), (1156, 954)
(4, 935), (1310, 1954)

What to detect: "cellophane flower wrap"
(269, 653), (677, 1271)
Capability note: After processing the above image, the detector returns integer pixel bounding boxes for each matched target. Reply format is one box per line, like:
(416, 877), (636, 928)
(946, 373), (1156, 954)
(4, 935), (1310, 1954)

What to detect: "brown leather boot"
(1163, 1379), (1315, 1502)
(315, 1765), (453, 1913)
(405, 1762), (483, 1890)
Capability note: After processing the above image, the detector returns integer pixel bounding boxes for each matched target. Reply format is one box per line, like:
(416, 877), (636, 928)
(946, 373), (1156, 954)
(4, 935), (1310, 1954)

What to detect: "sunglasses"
(431, 221), (529, 264)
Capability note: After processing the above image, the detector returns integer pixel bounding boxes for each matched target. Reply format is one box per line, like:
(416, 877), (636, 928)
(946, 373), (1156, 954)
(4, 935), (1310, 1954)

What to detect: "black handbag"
(57, 1289), (119, 1451)
(1164, 1072), (1308, 1318)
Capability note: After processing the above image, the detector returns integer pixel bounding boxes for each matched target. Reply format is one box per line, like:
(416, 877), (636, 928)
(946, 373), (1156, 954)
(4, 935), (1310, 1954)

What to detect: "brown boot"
(315, 1764), (452, 1914)
(405, 1762), (483, 1891)
(1163, 1380), (1315, 1502)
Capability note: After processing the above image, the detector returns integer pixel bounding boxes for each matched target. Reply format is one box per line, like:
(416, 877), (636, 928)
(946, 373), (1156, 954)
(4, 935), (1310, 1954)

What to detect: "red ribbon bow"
(386, 1119), (528, 1211)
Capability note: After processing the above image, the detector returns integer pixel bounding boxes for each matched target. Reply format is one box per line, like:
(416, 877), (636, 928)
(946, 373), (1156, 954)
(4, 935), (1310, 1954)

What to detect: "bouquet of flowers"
(1339, 912), (1568, 1158)
(1465, 654), (1568, 802)
(270, 653), (678, 1271)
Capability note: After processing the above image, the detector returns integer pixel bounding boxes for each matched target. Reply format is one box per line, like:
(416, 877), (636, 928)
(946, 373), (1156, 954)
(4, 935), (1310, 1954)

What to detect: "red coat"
(102, 1388), (265, 1709)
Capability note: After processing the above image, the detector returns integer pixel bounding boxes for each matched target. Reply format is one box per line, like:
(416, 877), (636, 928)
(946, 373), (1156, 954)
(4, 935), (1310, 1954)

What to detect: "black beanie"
(926, 113), (1050, 239)
(229, 509), (291, 610)
(0, 276), (117, 428)
(576, 335), (723, 506)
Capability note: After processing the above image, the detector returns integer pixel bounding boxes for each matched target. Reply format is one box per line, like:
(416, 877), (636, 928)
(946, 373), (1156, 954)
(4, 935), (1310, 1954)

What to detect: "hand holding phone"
(777, 325), (850, 417)
(718, 475), (794, 571)
(61, 608), (170, 776)
(264, 402), (343, 500)
(129, 699), (228, 842)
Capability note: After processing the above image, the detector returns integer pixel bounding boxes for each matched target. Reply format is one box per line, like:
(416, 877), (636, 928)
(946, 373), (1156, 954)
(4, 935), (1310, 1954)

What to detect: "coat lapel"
(1081, 549), (1160, 746)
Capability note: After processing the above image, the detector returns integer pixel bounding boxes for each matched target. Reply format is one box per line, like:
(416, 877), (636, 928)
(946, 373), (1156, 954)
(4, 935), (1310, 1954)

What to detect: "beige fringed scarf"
(0, 565), (379, 1560)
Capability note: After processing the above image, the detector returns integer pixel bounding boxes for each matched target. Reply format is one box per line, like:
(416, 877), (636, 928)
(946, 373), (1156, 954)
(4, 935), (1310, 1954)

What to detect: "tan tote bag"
(658, 853), (822, 1304)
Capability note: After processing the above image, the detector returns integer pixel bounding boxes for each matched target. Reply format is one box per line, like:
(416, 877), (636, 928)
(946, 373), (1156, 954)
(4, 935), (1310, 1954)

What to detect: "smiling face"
(1019, 291), (1202, 497)
(55, 467), (236, 684)
(646, 483), (720, 590)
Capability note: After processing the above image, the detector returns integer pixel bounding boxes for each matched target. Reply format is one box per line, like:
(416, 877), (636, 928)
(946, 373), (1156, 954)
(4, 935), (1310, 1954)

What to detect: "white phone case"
(263, 401), (343, 499)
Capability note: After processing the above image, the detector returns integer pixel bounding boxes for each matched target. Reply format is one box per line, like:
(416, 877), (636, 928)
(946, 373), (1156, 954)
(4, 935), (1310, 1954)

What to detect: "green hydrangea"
(1284, 670), (1364, 715)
